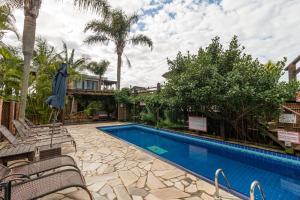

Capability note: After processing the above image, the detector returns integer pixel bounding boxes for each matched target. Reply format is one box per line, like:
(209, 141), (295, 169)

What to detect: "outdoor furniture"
(0, 125), (76, 149)
(0, 126), (77, 161)
(20, 119), (66, 133)
(13, 120), (67, 139)
(0, 169), (93, 200)
(0, 155), (78, 180)
(25, 118), (63, 129)
(0, 144), (36, 166)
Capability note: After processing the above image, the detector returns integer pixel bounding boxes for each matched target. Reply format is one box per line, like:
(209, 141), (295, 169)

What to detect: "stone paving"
(41, 122), (240, 200)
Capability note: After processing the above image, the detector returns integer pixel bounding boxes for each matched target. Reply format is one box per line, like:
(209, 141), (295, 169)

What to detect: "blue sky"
(4, 0), (300, 87)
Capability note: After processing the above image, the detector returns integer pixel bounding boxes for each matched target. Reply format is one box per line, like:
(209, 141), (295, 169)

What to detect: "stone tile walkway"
(42, 122), (240, 200)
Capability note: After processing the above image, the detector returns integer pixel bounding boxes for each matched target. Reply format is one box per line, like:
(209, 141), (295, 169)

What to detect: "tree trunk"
(117, 52), (122, 90)
(19, 0), (41, 119)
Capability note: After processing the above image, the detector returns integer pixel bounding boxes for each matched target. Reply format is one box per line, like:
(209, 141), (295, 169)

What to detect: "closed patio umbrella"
(46, 63), (68, 146)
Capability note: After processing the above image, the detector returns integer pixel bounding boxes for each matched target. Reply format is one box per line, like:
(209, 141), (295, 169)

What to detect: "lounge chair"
(0, 155), (78, 180)
(19, 119), (66, 133)
(0, 125), (75, 147)
(25, 118), (63, 128)
(13, 120), (67, 139)
(0, 125), (76, 153)
(12, 120), (75, 145)
(0, 169), (93, 200)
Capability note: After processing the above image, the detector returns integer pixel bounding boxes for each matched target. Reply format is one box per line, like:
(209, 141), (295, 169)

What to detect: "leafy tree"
(84, 9), (153, 89)
(86, 60), (110, 90)
(28, 38), (83, 123)
(2, 0), (110, 119)
(114, 88), (132, 105)
(164, 36), (299, 138)
(0, 4), (19, 42)
(0, 45), (22, 99)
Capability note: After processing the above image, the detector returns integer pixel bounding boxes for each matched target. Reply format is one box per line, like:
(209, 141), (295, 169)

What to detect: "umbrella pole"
(51, 109), (60, 147)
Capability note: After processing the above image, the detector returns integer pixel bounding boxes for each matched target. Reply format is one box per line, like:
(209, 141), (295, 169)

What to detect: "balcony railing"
(67, 88), (115, 96)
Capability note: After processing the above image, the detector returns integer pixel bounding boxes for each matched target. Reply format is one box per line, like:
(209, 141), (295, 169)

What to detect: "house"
(66, 74), (117, 114)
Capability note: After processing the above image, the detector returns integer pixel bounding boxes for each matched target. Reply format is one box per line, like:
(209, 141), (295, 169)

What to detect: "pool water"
(99, 124), (300, 200)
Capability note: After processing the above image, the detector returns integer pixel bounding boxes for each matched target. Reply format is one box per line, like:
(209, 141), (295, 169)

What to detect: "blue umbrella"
(46, 63), (68, 109)
(46, 63), (68, 147)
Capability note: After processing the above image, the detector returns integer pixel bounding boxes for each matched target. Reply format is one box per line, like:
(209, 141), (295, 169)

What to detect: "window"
(75, 80), (83, 89)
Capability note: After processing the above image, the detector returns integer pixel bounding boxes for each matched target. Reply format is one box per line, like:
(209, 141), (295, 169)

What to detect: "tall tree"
(86, 60), (109, 90)
(84, 9), (153, 89)
(2, 0), (109, 119)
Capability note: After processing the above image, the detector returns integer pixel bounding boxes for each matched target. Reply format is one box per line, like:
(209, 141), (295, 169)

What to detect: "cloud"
(3, 0), (300, 87)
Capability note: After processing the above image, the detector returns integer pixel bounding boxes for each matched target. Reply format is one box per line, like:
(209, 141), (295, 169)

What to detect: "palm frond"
(129, 34), (153, 50)
(124, 54), (132, 68)
(74, 0), (110, 17)
(69, 49), (75, 64)
(84, 35), (110, 45)
(127, 13), (138, 26)
(62, 41), (68, 61)
(84, 19), (111, 34)
(0, 0), (23, 8)
(0, 4), (20, 39)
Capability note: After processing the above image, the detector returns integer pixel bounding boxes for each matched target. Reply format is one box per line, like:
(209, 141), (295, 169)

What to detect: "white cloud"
(3, 0), (300, 87)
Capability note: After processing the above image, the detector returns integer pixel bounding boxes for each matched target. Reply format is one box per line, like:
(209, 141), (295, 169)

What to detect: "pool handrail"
(215, 168), (231, 199)
(250, 180), (266, 200)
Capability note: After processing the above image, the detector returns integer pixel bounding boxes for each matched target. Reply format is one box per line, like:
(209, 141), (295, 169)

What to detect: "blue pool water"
(99, 124), (300, 200)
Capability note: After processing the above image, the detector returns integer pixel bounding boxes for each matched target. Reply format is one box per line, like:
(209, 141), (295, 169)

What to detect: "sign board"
(279, 114), (297, 124)
(189, 116), (207, 132)
(278, 130), (300, 144)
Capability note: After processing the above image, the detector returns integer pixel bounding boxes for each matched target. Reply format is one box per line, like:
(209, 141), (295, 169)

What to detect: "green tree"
(2, 0), (110, 119)
(0, 45), (22, 99)
(86, 60), (110, 90)
(84, 9), (153, 89)
(0, 4), (19, 42)
(164, 36), (299, 138)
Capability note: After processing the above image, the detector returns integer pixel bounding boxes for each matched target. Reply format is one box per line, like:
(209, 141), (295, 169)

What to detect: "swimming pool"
(99, 124), (300, 200)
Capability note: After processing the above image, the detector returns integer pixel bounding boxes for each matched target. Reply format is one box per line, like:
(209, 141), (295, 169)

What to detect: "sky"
(3, 0), (300, 88)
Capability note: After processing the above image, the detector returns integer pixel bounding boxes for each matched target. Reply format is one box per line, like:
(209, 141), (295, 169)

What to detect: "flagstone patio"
(42, 122), (240, 200)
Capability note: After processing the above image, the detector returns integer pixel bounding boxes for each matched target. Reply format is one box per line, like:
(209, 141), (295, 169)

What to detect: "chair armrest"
(7, 160), (31, 168)
(0, 173), (30, 183)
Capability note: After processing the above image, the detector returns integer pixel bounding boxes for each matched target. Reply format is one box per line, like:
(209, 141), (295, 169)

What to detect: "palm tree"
(1, 0), (109, 119)
(59, 41), (87, 71)
(0, 4), (19, 43)
(84, 9), (153, 90)
(86, 60), (109, 90)
(58, 41), (88, 82)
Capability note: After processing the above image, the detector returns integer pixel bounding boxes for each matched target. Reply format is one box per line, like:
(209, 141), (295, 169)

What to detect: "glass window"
(75, 80), (82, 89)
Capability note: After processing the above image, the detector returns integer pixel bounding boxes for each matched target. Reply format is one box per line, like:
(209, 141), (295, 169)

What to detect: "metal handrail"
(250, 180), (266, 200)
(215, 168), (231, 199)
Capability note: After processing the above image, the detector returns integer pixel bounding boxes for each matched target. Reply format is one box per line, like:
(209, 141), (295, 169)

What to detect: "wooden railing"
(67, 88), (115, 96)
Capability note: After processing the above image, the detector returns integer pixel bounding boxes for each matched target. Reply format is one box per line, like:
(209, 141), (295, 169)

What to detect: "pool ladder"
(214, 168), (266, 200)
(250, 180), (266, 200)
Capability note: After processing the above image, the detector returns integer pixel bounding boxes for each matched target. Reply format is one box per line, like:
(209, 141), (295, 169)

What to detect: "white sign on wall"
(189, 116), (207, 132)
(279, 114), (297, 124)
(278, 130), (300, 144)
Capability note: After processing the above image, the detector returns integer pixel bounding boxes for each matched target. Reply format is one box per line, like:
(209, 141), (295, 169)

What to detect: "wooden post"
(15, 102), (20, 120)
(9, 101), (15, 133)
(0, 98), (3, 125)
